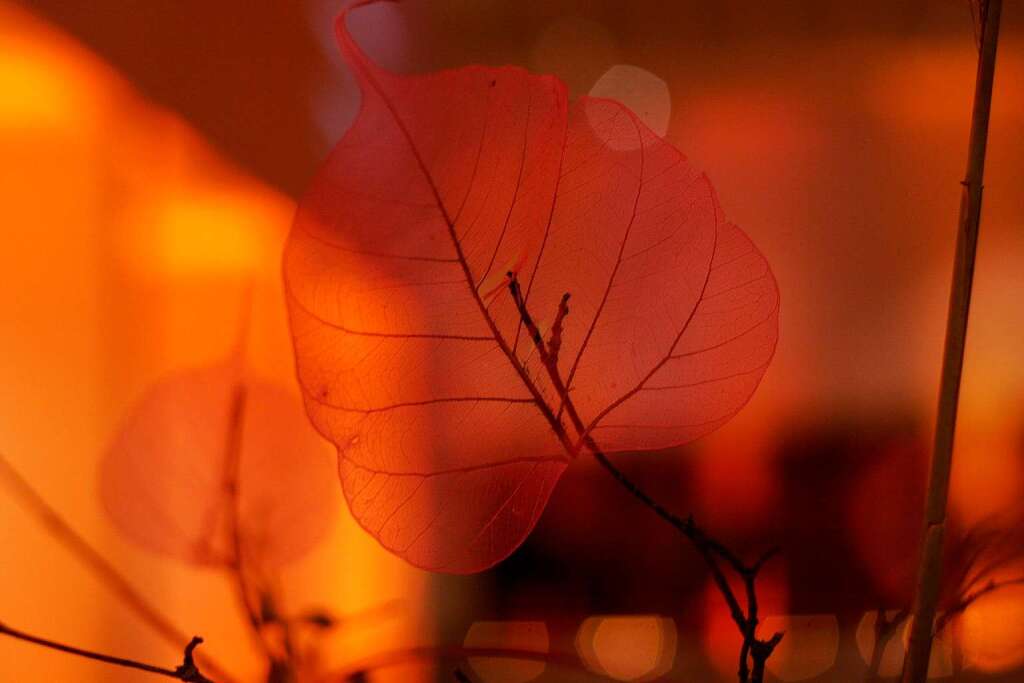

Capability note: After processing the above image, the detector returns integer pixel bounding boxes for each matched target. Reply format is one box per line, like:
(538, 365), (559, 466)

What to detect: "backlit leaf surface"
(284, 0), (779, 573)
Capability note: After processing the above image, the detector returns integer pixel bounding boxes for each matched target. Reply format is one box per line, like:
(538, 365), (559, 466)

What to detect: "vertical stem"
(219, 288), (289, 672)
(750, 652), (768, 683)
(221, 381), (287, 672)
(865, 609), (906, 682)
(901, 2), (1002, 681)
(865, 624), (886, 682)
(223, 382), (260, 633)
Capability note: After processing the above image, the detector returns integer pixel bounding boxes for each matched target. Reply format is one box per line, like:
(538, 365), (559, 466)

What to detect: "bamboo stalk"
(901, 2), (1002, 680)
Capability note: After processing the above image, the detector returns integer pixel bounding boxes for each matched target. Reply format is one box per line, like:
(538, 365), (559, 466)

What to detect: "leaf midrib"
(349, 55), (574, 458)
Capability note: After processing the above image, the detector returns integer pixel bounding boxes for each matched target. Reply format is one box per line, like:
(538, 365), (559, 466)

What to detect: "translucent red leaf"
(283, 0), (779, 573)
(100, 363), (338, 570)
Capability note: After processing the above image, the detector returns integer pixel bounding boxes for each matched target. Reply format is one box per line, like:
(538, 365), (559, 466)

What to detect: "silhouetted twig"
(0, 622), (214, 682)
(902, 1), (1003, 680)
(864, 608), (909, 682)
(509, 274), (783, 683)
(590, 449), (782, 683)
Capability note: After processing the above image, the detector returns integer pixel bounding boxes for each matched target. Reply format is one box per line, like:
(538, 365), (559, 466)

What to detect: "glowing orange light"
(949, 430), (1022, 527)
(960, 580), (1024, 673)
(576, 615), (677, 681)
(866, 41), (1024, 129)
(0, 34), (106, 131)
(0, 4), (429, 681)
(464, 621), (549, 683)
(139, 188), (293, 278)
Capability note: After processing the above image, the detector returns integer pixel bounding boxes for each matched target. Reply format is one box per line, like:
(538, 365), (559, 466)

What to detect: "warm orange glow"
(866, 40), (1024, 129)
(949, 429), (1022, 527)
(575, 615), (677, 681)
(960, 580), (1024, 673)
(464, 621), (548, 683)
(678, 88), (819, 183)
(0, 3), (427, 681)
(0, 29), (108, 131)
(125, 187), (293, 278)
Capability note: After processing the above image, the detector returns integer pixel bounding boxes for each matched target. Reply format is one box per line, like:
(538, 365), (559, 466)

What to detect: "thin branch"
(218, 292), (300, 674)
(0, 622), (213, 682)
(507, 274), (783, 682)
(221, 382), (263, 634)
(739, 638), (751, 683)
(0, 452), (236, 683)
(865, 609), (909, 682)
(590, 449), (747, 626)
(591, 448), (782, 683)
(748, 632), (784, 683)
(902, 1), (1003, 681)
(547, 292), (571, 365)
(221, 380), (300, 673)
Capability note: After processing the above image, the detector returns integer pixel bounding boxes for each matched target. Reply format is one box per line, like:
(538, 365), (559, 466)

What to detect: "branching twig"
(864, 608), (909, 682)
(590, 448), (782, 683)
(0, 452), (235, 682)
(508, 274), (783, 682)
(902, 1), (1003, 680)
(548, 293), (571, 365)
(0, 622), (214, 682)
